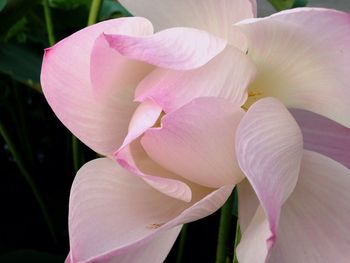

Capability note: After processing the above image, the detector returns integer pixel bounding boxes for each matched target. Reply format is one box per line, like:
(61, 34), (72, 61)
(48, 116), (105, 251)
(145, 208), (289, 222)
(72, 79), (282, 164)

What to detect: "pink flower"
(40, 0), (350, 262)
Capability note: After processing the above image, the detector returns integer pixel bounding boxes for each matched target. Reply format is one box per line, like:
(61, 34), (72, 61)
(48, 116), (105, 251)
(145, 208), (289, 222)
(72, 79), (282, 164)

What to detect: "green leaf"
(292, 0), (308, 8)
(0, 43), (42, 91)
(3, 17), (27, 42)
(49, 0), (90, 10)
(0, 0), (40, 36)
(0, 0), (7, 12)
(100, 0), (131, 20)
(268, 0), (308, 11)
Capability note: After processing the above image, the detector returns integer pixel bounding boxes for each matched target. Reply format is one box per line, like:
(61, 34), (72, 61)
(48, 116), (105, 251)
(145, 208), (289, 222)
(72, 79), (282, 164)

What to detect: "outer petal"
(90, 32), (154, 99)
(142, 97), (245, 188)
(68, 158), (232, 262)
(41, 18), (153, 156)
(269, 151), (350, 262)
(236, 8), (350, 127)
(237, 179), (259, 233)
(66, 227), (181, 263)
(291, 108), (350, 169)
(135, 47), (256, 113)
(119, 0), (256, 38)
(116, 140), (193, 202)
(235, 98), (303, 262)
(104, 27), (226, 70)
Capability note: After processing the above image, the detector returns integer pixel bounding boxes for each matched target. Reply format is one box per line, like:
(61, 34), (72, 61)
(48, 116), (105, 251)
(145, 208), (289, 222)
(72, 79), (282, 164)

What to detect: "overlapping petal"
(235, 98), (303, 261)
(116, 140), (193, 202)
(237, 179), (259, 233)
(236, 8), (350, 127)
(119, 0), (256, 38)
(291, 108), (350, 169)
(269, 151), (350, 262)
(135, 47), (256, 113)
(90, 29), (154, 99)
(104, 27), (226, 70)
(142, 97), (245, 188)
(68, 158), (232, 262)
(41, 18), (153, 156)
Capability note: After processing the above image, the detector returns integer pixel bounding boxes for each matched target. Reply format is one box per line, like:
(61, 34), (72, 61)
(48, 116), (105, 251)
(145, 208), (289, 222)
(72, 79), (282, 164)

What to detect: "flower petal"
(116, 140), (193, 202)
(121, 99), (163, 148)
(236, 8), (350, 127)
(237, 179), (259, 233)
(291, 108), (350, 169)
(69, 157), (186, 262)
(41, 18), (152, 156)
(119, 0), (256, 38)
(90, 22), (154, 99)
(269, 151), (350, 262)
(142, 97), (245, 188)
(69, 157), (232, 262)
(66, 227), (181, 263)
(135, 46), (256, 113)
(237, 205), (271, 263)
(104, 27), (226, 70)
(235, 97), (303, 259)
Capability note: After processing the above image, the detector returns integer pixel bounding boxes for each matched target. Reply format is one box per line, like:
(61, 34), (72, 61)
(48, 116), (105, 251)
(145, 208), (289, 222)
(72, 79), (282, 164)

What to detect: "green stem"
(72, 136), (81, 173)
(0, 120), (57, 243)
(87, 0), (103, 26)
(216, 194), (234, 263)
(233, 222), (241, 263)
(176, 224), (189, 263)
(43, 0), (56, 46)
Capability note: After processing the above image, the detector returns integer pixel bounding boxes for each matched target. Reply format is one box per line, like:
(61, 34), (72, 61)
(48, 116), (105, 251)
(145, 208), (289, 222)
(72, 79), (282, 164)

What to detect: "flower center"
(242, 90), (264, 111)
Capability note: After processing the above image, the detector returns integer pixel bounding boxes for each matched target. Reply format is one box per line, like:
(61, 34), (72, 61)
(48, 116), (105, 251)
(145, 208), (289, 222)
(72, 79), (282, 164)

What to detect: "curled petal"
(41, 18), (153, 156)
(269, 151), (350, 262)
(104, 27), (226, 70)
(236, 8), (350, 127)
(142, 97), (245, 188)
(68, 158), (232, 262)
(119, 0), (256, 38)
(136, 47), (256, 112)
(235, 98), (303, 260)
(116, 141), (193, 202)
(291, 108), (350, 169)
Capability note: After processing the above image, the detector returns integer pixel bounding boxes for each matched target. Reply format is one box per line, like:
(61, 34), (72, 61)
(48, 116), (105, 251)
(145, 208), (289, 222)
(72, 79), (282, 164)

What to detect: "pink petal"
(269, 151), (350, 262)
(116, 140), (193, 202)
(235, 97), (303, 259)
(237, 205), (271, 263)
(69, 158), (184, 262)
(69, 157), (232, 262)
(142, 97), (245, 188)
(41, 18), (152, 156)
(135, 46), (256, 113)
(237, 179), (259, 233)
(90, 25), (154, 99)
(291, 108), (350, 169)
(121, 99), (163, 148)
(236, 8), (350, 127)
(114, 99), (194, 203)
(119, 0), (256, 38)
(66, 227), (181, 263)
(104, 27), (226, 70)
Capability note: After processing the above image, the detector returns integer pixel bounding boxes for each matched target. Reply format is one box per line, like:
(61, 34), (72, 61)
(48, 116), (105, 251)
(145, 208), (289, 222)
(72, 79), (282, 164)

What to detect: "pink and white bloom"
(40, 0), (350, 262)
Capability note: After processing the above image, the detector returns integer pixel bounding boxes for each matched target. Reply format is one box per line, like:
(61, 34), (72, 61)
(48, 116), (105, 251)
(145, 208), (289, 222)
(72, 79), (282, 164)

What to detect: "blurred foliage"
(268, 0), (308, 11)
(0, 0), (130, 261)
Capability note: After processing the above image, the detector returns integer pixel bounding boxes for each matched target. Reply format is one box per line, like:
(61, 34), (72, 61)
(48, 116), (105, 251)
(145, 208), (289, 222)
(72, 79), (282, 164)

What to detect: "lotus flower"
(40, 0), (350, 262)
